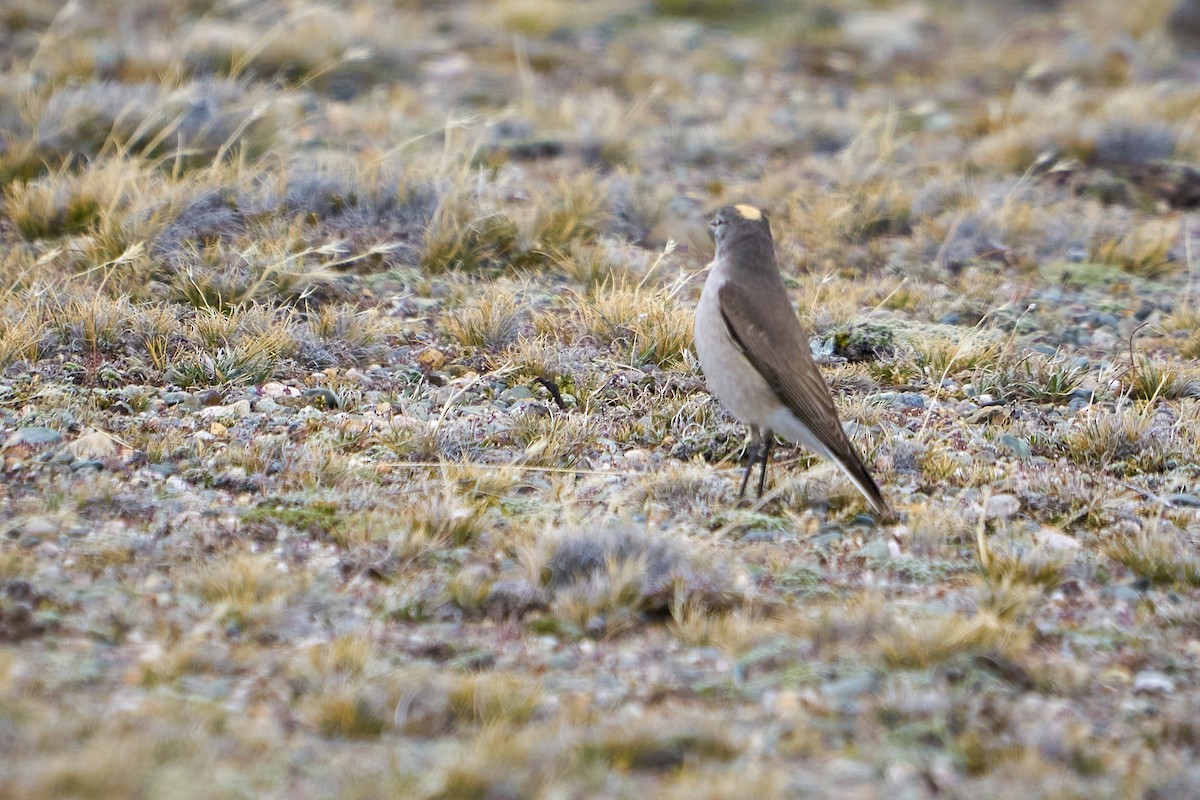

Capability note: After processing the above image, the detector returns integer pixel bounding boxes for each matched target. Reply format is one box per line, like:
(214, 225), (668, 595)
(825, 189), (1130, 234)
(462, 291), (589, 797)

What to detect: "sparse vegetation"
(3, 0), (1200, 797)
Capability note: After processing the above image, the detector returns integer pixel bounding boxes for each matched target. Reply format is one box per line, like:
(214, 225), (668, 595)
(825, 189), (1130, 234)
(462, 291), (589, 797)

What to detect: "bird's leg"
(738, 427), (762, 499)
(757, 429), (775, 498)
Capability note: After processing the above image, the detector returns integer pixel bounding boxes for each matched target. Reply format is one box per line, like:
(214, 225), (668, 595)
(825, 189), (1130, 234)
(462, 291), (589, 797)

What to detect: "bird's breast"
(694, 273), (784, 428)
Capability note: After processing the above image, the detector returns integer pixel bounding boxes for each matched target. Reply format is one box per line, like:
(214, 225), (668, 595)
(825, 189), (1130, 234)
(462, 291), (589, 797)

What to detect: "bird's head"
(709, 204), (773, 255)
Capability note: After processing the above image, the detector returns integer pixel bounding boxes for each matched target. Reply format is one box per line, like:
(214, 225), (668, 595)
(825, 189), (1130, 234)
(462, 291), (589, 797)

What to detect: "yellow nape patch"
(733, 204), (762, 221)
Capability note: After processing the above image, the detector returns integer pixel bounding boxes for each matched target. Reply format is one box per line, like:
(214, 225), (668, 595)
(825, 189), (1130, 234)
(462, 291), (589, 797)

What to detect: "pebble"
(501, 385), (535, 402)
(1133, 669), (1175, 694)
(740, 528), (782, 543)
(198, 400), (252, 421)
(1101, 584), (1142, 603)
(162, 391), (191, 406)
(304, 387), (340, 409)
(762, 689), (803, 719)
(1091, 330), (1118, 350)
(998, 434), (1032, 459)
(19, 516), (58, 538)
(811, 529), (843, 548)
(1035, 528), (1081, 551)
(857, 539), (891, 560)
(196, 388), (224, 406)
(985, 494), (1020, 520)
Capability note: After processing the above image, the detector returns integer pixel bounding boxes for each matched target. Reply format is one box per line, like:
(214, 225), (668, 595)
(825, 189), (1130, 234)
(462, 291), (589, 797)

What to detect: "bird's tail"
(820, 440), (892, 518)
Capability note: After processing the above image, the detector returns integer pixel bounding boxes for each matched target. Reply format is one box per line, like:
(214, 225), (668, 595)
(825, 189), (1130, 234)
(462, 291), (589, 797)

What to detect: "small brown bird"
(693, 204), (890, 516)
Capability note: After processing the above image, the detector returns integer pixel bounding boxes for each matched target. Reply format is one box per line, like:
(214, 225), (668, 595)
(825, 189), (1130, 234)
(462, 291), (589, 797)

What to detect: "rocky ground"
(3, 0), (1200, 797)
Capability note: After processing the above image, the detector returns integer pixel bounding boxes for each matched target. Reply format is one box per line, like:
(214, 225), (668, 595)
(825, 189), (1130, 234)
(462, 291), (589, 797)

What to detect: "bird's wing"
(718, 280), (890, 514)
(717, 280), (848, 452)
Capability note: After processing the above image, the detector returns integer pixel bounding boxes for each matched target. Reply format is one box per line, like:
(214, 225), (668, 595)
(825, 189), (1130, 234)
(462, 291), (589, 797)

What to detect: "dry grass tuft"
(1105, 524), (1200, 586)
(571, 270), (694, 367)
(878, 610), (1031, 668)
(538, 525), (735, 636)
(443, 288), (528, 350)
(448, 673), (541, 725)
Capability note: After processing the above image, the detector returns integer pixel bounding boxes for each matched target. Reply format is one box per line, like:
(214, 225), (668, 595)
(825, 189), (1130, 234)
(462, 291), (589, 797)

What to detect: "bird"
(693, 203), (891, 517)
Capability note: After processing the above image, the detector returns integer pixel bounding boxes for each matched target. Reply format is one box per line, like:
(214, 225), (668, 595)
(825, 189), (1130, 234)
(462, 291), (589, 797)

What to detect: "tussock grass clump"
(334, 486), (487, 558)
(1017, 469), (1124, 527)
(1057, 406), (1171, 471)
(538, 525), (734, 637)
(0, 551), (33, 581)
(670, 603), (781, 655)
(164, 238), (365, 312)
(421, 188), (521, 274)
(979, 546), (1070, 591)
(180, 552), (307, 637)
(878, 611), (1031, 668)
(1125, 356), (1200, 401)
(167, 335), (292, 387)
(6, 174), (102, 241)
(571, 275), (694, 367)
(544, 241), (621, 287)
(443, 289), (527, 350)
(0, 306), (42, 368)
(578, 723), (739, 771)
(913, 334), (1003, 382)
(508, 410), (593, 467)
(188, 553), (294, 606)
(525, 176), (609, 256)
(1105, 525), (1200, 587)
(970, 351), (1086, 404)
(33, 79), (281, 170)
(307, 688), (389, 739)
(1092, 219), (1180, 277)
(303, 306), (399, 365)
(421, 175), (611, 274)
(448, 673), (541, 725)
(165, 302), (391, 385)
(181, 9), (415, 98)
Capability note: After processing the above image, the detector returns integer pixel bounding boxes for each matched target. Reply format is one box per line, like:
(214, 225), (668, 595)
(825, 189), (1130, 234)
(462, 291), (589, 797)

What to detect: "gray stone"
(502, 385), (535, 402)
(740, 528), (782, 543)
(998, 435), (1032, 459)
(1034, 528), (1081, 552)
(1101, 584), (1142, 603)
(3, 427), (62, 449)
(1133, 669), (1175, 694)
(985, 494), (1020, 520)
(869, 391), (925, 409)
(857, 539), (892, 560)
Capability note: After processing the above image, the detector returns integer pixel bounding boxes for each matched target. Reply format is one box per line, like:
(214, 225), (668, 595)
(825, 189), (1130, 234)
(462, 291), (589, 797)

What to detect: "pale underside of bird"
(693, 203), (891, 517)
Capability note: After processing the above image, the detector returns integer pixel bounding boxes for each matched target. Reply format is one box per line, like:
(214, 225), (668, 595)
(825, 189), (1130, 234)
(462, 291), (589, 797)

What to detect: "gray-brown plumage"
(693, 204), (890, 516)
